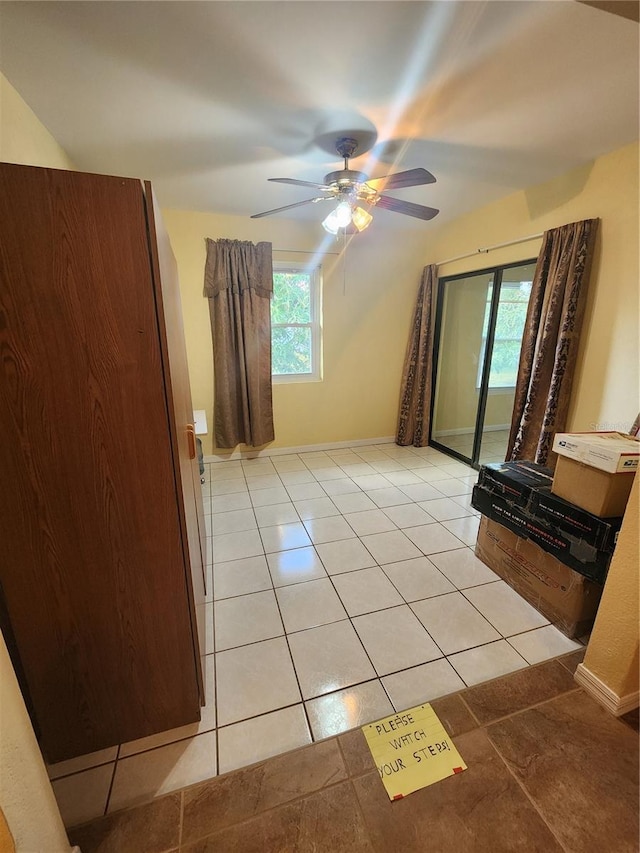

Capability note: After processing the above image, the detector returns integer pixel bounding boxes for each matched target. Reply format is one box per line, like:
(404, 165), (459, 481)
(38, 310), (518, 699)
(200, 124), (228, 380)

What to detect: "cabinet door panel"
(0, 164), (200, 761)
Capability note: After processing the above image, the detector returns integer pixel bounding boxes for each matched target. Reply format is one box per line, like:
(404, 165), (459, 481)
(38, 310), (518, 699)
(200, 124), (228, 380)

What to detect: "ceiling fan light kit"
(322, 201), (373, 235)
(251, 136), (439, 234)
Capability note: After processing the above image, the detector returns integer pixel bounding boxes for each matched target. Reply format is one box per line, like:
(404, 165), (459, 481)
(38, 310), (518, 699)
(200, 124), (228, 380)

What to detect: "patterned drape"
(507, 219), (599, 465)
(396, 264), (438, 447)
(204, 238), (275, 448)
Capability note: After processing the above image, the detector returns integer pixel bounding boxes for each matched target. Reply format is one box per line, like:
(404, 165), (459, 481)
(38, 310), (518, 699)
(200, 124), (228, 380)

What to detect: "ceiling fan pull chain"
(342, 229), (348, 296)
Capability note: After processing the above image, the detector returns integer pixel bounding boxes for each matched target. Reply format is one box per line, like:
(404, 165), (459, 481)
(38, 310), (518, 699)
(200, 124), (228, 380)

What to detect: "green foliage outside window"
(272, 327), (312, 374)
(271, 271), (314, 375)
(480, 283), (531, 387)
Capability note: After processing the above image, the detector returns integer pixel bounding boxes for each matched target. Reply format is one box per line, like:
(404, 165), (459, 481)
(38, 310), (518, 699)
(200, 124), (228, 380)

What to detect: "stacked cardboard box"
(473, 462), (619, 583)
(475, 517), (602, 639)
(472, 460), (623, 638)
(551, 432), (639, 517)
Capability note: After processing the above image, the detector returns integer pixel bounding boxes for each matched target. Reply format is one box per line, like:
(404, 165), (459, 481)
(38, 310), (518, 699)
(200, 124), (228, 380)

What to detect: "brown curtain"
(204, 238), (275, 448)
(507, 218), (599, 466)
(396, 264), (438, 447)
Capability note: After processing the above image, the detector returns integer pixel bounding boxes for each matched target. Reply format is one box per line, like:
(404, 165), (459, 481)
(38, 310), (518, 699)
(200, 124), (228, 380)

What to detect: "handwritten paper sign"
(362, 703), (467, 800)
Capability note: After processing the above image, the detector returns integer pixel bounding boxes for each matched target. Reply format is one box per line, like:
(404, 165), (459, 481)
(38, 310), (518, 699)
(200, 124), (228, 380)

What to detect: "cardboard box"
(472, 485), (611, 582)
(552, 455), (636, 518)
(475, 516), (602, 639)
(478, 461), (553, 507)
(530, 488), (621, 553)
(480, 462), (621, 552)
(552, 431), (640, 473)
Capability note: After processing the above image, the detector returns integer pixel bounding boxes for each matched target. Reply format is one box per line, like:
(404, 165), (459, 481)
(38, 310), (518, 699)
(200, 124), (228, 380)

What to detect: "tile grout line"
(177, 757), (358, 849)
(347, 774), (377, 848)
(457, 579), (552, 646)
(302, 512), (401, 724)
(298, 492), (459, 720)
(103, 744), (120, 817)
(197, 660), (581, 793)
(457, 691), (483, 727)
(268, 567), (316, 753)
(484, 728), (571, 852)
(213, 462), (254, 778)
(177, 789), (184, 850)
(467, 682), (584, 730)
(211, 551), (496, 602)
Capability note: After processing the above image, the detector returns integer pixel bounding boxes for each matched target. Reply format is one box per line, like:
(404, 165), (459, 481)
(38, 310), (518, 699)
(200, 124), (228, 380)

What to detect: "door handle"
(186, 424), (196, 460)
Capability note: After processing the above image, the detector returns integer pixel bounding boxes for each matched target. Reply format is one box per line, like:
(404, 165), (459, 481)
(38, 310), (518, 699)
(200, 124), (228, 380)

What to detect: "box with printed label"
(529, 488), (622, 552)
(478, 461), (553, 507)
(552, 432), (640, 473)
(478, 462), (622, 552)
(475, 516), (602, 639)
(472, 485), (611, 583)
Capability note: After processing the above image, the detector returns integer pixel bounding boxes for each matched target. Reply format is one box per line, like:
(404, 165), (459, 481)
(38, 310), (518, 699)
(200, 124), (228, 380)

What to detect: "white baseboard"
(204, 435), (397, 463)
(574, 663), (640, 716)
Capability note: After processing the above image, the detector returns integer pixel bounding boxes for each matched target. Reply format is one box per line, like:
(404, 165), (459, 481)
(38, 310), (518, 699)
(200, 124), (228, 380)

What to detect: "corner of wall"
(0, 72), (74, 170)
(581, 474), (639, 709)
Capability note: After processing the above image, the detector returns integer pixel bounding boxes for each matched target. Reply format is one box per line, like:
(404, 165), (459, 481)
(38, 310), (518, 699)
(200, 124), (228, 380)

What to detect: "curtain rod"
(437, 232), (544, 267)
(272, 247), (341, 256)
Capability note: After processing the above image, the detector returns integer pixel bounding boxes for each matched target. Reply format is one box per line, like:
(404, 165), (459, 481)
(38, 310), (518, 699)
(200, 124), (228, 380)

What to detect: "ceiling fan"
(251, 137), (439, 234)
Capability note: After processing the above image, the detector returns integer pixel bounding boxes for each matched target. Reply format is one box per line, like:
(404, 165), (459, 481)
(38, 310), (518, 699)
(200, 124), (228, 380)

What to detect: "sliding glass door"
(430, 260), (536, 468)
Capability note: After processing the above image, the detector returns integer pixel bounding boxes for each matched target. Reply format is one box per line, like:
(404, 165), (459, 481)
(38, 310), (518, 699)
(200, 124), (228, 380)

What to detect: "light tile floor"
(49, 440), (583, 828)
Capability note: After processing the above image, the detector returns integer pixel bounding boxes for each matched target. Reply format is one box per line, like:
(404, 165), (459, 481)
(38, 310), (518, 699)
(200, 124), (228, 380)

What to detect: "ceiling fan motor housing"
(324, 169), (370, 187)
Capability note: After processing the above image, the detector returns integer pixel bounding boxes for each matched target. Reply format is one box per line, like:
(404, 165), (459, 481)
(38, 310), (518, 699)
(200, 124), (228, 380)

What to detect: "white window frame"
(271, 262), (322, 384)
(476, 282), (529, 391)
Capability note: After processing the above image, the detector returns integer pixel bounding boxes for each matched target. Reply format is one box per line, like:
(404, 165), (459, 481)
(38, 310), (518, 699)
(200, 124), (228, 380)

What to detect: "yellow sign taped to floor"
(362, 703), (467, 800)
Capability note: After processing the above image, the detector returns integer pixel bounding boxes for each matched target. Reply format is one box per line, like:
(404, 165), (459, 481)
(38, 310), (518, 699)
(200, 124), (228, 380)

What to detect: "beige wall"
(582, 475), (639, 701)
(426, 142), (640, 436)
(163, 208), (430, 454)
(0, 73), (74, 169)
(0, 71), (73, 853)
(0, 637), (71, 853)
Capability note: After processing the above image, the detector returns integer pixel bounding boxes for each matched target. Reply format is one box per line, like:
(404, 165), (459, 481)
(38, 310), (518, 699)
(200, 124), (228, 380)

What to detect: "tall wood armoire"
(0, 162), (206, 762)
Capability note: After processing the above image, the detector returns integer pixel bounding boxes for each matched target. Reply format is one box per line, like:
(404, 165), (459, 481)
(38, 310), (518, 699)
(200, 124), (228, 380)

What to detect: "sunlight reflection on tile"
(305, 680), (393, 739)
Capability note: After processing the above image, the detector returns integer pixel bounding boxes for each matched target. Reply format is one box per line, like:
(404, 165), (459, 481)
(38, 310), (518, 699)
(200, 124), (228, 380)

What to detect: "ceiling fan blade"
(366, 168), (436, 191)
(250, 197), (330, 219)
(375, 195), (440, 220)
(268, 177), (329, 190)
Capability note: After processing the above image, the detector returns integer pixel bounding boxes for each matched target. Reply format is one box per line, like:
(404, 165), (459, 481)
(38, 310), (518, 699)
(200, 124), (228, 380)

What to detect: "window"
(477, 280), (531, 389)
(271, 263), (322, 382)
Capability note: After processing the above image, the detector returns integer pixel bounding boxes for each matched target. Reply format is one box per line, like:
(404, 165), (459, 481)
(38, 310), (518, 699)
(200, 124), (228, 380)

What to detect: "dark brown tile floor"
(68, 649), (639, 853)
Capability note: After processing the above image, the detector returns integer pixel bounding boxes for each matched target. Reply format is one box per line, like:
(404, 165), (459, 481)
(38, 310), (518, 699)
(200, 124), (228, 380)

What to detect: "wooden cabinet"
(0, 163), (205, 762)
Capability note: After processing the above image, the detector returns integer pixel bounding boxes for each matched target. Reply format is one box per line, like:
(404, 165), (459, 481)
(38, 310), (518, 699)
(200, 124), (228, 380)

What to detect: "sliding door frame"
(429, 259), (537, 469)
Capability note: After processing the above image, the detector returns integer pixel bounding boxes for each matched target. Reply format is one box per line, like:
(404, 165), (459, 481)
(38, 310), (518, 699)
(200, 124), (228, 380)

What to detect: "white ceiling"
(1, 1), (638, 229)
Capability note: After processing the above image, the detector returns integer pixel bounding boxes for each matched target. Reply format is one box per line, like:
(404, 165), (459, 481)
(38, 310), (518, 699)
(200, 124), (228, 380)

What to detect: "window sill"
(475, 385), (516, 395)
(272, 374), (322, 385)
